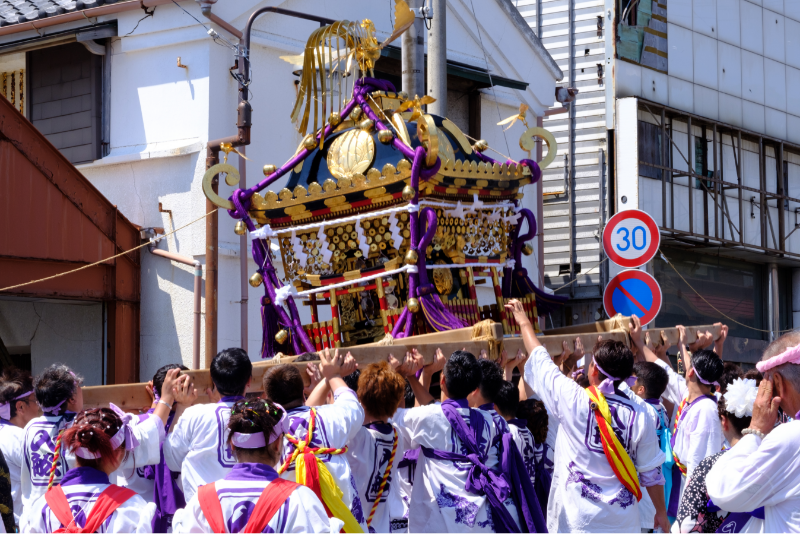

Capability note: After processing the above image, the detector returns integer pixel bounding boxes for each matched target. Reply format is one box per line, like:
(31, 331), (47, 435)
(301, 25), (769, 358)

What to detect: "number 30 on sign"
(602, 210), (660, 268)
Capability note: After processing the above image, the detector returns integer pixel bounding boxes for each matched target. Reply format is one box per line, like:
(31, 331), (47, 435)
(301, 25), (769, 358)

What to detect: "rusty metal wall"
(0, 92), (141, 382)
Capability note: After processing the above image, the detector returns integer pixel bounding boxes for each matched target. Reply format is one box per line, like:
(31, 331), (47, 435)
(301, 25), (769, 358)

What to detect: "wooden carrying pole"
(83, 319), (722, 411)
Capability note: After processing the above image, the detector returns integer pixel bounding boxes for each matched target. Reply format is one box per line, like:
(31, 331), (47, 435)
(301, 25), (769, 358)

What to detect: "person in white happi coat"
(493, 382), (537, 489)
(22, 407), (155, 533)
(639, 322), (725, 505)
(0, 368), (39, 527)
(628, 359), (672, 532)
(672, 378), (762, 533)
(508, 300), (669, 533)
(20, 365), (176, 523)
(174, 398), (338, 534)
(261, 348), (366, 532)
(706, 331), (800, 533)
(392, 348), (525, 534)
(164, 348), (250, 503)
(344, 359), (409, 533)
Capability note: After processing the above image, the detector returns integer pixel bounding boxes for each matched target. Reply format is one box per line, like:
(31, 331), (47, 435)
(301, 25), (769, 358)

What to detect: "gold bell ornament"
(402, 185), (415, 201)
(249, 272), (263, 287)
(350, 106), (362, 122)
(377, 129), (394, 144)
(358, 118), (374, 132)
(329, 111), (341, 126)
(263, 164), (277, 176)
(522, 243), (534, 256)
(275, 329), (289, 344)
(473, 139), (489, 152)
(404, 249), (419, 265)
(234, 221), (247, 236)
(302, 134), (317, 151)
(407, 298), (420, 313)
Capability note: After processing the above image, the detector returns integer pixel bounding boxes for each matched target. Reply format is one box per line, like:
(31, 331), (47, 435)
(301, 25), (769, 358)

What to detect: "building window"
(638, 120), (662, 180)
(28, 42), (102, 165)
(653, 248), (765, 340)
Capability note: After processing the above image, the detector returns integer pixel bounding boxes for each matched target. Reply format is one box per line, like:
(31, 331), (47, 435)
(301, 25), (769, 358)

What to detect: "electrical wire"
(0, 209), (219, 293)
(467, 0), (511, 157)
(659, 250), (794, 334)
(170, 0), (237, 50)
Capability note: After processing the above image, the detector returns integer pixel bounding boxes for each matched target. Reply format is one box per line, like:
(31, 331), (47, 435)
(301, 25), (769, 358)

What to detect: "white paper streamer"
(251, 224), (278, 239)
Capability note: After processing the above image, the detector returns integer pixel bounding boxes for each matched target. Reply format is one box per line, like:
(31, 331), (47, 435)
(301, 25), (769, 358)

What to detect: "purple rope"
(416, 207), (467, 331)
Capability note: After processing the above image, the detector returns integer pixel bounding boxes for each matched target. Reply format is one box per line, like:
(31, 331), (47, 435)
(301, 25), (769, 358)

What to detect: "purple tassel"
(260, 295), (284, 359)
(416, 207), (466, 331)
(504, 208), (567, 316)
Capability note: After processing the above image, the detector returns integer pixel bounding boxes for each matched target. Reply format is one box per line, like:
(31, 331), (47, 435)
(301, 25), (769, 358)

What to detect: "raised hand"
(629, 315), (644, 349)
(714, 323), (728, 357)
(504, 299), (530, 327)
(173, 373), (198, 406)
(319, 347), (345, 380)
(553, 340), (571, 368)
(304, 363), (322, 398)
(340, 352), (358, 377)
(749, 376), (781, 435)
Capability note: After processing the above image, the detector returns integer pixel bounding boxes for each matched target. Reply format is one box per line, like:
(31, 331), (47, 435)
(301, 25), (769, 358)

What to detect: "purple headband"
(593, 359), (636, 395)
(153, 388), (160, 402)
(692, 366), (720, 387)
(39, 398), (67, 415)
(231, 403), (291, 449)
(0, 390), (33, 420)
(74, 403), (140, 460)
(40, 373), (80, 415)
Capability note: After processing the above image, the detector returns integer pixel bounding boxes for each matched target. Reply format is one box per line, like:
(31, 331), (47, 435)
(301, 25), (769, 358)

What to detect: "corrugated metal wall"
(514, 0), (607, 322)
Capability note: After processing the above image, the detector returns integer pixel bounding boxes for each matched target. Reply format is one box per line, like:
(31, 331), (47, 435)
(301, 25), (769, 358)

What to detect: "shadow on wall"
(0, 299), (103, 385)
(139, 250), (197, 381)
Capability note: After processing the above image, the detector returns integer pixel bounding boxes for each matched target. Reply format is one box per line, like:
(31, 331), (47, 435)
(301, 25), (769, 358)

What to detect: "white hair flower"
(723, 378), (758, 418)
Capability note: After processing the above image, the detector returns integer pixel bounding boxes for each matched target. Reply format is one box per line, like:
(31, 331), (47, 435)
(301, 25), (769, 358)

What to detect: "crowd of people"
(0, 299), (798, 533)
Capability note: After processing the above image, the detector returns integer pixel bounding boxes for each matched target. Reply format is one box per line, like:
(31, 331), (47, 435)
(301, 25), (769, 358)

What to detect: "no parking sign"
(602, 210), (660, 268)
(603, 270), (662, 326)
(602, 210), (662, 323)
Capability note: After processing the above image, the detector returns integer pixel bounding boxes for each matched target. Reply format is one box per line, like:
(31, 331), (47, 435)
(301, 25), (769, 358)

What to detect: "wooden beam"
(84, 324), (505, 410)
(82, 320), (723, 410)
(504, 331), (630, 358)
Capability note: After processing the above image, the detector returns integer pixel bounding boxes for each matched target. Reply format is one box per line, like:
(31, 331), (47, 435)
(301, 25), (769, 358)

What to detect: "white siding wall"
(618, 0), (800, 143)
(514, 0), (608, 305)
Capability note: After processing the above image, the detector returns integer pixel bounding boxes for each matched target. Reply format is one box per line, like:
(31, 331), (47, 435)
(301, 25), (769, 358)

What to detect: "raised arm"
(505, 299), (541, 354)
(629, 315), (661, 364)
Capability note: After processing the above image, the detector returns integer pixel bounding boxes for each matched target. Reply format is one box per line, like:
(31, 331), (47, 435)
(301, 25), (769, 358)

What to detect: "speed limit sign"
(602, 210), (660, 268)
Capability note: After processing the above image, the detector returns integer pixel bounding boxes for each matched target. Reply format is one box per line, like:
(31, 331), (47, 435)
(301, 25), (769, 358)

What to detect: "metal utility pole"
(402, 0), (425, 100)
(427, 0), (446, 115)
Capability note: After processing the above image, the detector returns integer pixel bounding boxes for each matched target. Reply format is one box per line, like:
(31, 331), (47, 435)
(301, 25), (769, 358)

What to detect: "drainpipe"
(197, 4), (335, 366)
(148, 241), (203, 370)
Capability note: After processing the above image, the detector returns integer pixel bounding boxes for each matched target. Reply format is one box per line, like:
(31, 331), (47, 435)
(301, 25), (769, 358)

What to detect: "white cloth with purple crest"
(164, 396), (245, 502)
(619, 381), (670, 529)
(507, 420), (537, 489)
(21, 466), (153, 533)
(277, 388), (366, 530)
(20, 407), (165, 524)
(173, 462), (339, 533)
(0, 420), (25, 525)
(391, 399), (521, 533)
(345, 422), (409, 533)
(524, 346), (664, 533)
(653, 359), (724, 480)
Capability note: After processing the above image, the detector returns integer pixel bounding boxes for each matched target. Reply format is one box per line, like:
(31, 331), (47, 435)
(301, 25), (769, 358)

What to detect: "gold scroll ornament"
(203, 163), (239, 211)
(519, 127), (557, 169)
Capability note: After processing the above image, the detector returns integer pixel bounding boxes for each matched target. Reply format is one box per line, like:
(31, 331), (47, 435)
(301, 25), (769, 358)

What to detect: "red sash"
(198, 478), (300, 533)
(44, 484), (137, 533)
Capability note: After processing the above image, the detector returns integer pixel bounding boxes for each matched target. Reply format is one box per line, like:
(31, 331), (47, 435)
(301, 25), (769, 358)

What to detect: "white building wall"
(616, 0), (800, 144)
(0, 300), (104, 385)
